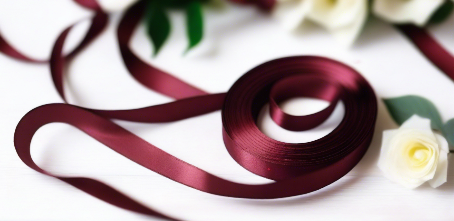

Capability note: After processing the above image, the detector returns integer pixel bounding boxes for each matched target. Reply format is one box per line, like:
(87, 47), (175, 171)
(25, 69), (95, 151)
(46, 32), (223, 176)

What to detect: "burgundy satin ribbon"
(10, 1), (378, 219)
(3, 1), (451, 220)
(228, 0), (276, 11)
(16, 58), (377, 219)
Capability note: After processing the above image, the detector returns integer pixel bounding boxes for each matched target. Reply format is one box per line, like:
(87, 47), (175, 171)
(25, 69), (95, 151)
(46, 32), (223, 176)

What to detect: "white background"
(1, 0), (454, 220)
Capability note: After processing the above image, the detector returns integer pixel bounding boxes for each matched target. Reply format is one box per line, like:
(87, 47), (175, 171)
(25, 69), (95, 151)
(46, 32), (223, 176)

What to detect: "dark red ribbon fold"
(3, 1), (453, 220)
(269, 75), (341, 131)
(11, 1), (378, 219)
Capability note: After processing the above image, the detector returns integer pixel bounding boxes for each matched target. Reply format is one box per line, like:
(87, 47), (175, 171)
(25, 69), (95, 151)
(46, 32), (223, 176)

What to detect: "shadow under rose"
(353, 17), (397, 50)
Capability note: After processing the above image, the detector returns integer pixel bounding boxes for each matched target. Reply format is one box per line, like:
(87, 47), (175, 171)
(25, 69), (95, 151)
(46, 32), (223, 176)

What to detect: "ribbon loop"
(269, 74), (341, 131)
(5, 1), (385, 219)
(222, 56), (377, 181)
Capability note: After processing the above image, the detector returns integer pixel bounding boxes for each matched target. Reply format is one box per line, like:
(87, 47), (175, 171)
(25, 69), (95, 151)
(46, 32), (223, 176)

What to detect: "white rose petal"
(274, 0), (368, 46)
(373, 0), (445, 26)
(274, 0), (314, 31)
(399, 113), (435, 135)
(97, 0), (138, 12)
(428, 134), (449, 188)
(378, 115), (449, 189)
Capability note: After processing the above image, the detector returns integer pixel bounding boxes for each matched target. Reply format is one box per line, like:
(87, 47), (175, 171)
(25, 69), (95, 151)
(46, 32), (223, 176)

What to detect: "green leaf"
(145, 0), (171, 56)
(442, 119), (454, 150)
(185, 1), (204, 52)
(383, 95), (443, 130)
(429, 1), (454, 24)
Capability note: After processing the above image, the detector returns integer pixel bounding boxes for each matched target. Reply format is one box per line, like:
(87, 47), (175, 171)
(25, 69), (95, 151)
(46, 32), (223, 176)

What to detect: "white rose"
(373, 0), (446, 26)
(274, 0), (368, 46)
(378, 115), (449, 188)
(96, 0), (138, 12)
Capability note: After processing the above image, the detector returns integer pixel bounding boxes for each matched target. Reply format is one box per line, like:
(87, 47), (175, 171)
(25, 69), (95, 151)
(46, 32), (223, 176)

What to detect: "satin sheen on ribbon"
(3, 0), (450, 220)
(10, 1), (379, 219)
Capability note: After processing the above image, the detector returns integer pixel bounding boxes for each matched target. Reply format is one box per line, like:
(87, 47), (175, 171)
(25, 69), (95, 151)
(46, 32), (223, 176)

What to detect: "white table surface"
(1, 1), (454, 220)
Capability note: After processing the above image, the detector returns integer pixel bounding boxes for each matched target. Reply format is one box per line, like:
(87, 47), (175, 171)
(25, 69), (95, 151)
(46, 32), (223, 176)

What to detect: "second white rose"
(274, 0), (368, 46)
(373, 0), (446, 26)
(378, 115), (449, 189)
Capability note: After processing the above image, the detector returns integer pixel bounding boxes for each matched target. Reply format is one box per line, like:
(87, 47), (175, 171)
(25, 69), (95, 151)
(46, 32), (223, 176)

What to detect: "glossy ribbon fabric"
(10, 1), (379, 219)
(16, 58), (377, 218)
(2, 1), (450, 220)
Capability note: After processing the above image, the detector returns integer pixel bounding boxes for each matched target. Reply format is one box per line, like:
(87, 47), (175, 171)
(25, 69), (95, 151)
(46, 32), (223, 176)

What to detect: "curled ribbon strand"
(16, 59), (377, 219)
(2, 0), (451, 220)
(116, 1), (208, 99)
(47, 1), (378, 198)
(12, 1), (379, 219)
